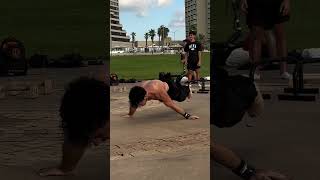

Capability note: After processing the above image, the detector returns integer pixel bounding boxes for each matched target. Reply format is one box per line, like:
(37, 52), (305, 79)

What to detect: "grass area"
(0, 0), (107, 57)
(212, 0), (320, 50)
(110, 53), (210, 80)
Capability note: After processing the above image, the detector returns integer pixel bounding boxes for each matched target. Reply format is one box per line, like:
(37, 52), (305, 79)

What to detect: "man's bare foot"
(38, 167), (74, 176)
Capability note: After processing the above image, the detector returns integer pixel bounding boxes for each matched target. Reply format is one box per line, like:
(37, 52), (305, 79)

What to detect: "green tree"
(149, 29), (156, 54)
(197, 33), (206, 50)
(189, 24), (197, 34)
(144, 32), (149, 51)
(130, 32), (136, 48)
(158, 25), (170, 48)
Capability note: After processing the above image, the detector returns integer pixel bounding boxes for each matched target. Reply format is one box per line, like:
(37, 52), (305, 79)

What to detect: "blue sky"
(119, 0), (185, 41)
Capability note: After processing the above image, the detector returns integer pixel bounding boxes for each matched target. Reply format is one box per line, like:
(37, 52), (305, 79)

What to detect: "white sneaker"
(180, 76), (189, 85)
(254, 73), (261, 80)
(281, 72), (292, 80)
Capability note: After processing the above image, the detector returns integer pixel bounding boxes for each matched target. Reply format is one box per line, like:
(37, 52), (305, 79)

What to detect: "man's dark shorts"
(167, 81), (190, 102)
(159, 75), (190, 102)
(187, 61), (200, 71)
(247, 0), (290, 30)
(211, 68), (258, 127)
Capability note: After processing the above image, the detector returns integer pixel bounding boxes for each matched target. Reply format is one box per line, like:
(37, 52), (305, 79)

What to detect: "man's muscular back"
(140, 80), (170, 102)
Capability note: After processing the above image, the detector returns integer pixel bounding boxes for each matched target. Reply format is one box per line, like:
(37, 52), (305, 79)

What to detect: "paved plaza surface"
(110, 83), (210, 180)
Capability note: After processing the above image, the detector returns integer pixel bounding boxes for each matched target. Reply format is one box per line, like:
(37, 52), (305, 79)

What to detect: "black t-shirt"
(184, 41), (202, 63)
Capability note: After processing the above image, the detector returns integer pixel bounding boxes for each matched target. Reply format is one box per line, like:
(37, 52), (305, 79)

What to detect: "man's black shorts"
(167, 81), (190, 102)
(187, 61), (200, 71)
(246, 0), (290, 30)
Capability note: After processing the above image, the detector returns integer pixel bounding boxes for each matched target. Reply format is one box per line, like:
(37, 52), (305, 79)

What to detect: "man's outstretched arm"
(212, 143), (242, 170)
(161, 91), (199, 120)
(128, 106), (137, 116)
(212, 142), (291, 180)
(39, 140), (87, 176)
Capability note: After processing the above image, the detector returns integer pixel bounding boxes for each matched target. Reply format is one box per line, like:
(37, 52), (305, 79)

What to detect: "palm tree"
(163, 27), (170, 40)
(157, 28), (161, 48)
(198, 33), (206, 50)
(158, 25), (170, 49)
(198, 33), (205, 44)
(149, 29), (156, 54)
(130, 32), (136, 49)
(144, 32), (149, 52)
(189, 24), (197, 33)
(164, 27), (170, 48)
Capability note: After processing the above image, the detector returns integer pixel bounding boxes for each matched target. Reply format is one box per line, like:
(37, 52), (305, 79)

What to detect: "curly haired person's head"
(60, 77), (109, 145)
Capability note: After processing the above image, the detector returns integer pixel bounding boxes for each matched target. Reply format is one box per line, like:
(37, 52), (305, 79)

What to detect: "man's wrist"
(232, 160), (256, 180)
(183, 112), (191, 119)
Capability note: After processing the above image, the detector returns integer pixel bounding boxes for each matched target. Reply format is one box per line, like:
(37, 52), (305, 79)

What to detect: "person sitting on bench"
(125, 75), (198, 120)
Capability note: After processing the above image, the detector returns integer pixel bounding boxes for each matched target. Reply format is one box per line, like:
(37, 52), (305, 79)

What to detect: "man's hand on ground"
(38, 167), (74, 176)
(280, 0), (290, 16)
(121, 114), (133, 118)
(240, 0), (248, 14)
(250, 169), (292, 180)
(189, 115), (199, 120)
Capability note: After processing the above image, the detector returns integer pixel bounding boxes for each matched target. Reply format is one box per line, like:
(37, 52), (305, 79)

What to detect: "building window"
(111, 32), (127, 36)
(112, 37), (130, 42)
(110, 6), (118, 11)
(111, 26), (123, 31)
(111, 20), (119, 24)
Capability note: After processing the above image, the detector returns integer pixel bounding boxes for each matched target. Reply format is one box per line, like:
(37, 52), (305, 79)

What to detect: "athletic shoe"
(180, 76), (189, 85)
(254, 73), (261, 80)
(281, 72), (292, 80)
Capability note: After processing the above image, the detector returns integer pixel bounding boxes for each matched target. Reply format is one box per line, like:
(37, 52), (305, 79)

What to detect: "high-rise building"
(110, 0), (131, 48)
(185, 0), (210, 40)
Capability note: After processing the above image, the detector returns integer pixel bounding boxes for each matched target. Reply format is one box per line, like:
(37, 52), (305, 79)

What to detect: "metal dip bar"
(249, 56), (320, 101)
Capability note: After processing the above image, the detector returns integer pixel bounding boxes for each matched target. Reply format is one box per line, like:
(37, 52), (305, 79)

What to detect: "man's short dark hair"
(189, 30), (197, 36)
(129, 86), (146, 108)
(60, 77), (109, 145)
(183, 39), (190, 43)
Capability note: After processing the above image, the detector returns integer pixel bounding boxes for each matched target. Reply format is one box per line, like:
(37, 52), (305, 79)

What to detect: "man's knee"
(274, 23), (286, 39)
(251, 27), (264, 40)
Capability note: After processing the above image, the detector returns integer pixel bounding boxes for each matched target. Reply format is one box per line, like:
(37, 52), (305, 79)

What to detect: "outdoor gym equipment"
(0, 37), (28, 76)
(249, 54), (320, 101)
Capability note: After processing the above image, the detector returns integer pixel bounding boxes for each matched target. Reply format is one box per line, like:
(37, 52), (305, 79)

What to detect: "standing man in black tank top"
(241, 0), (291, 80)
(184, 31), (203, 85)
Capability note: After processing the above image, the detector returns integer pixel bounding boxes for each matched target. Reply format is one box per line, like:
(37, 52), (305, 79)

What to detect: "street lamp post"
(171, 30), (178, 42)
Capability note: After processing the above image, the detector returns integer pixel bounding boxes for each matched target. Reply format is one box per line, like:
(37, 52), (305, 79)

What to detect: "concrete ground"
(0, 65), (108, 180)
(213, 64), (320, 180)
(110, 84), (210, 180)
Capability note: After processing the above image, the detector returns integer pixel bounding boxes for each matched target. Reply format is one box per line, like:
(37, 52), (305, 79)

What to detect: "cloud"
(168, 9), (185, 29)
(157, 0), (171, 6)
(119, 0), (172, 17)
